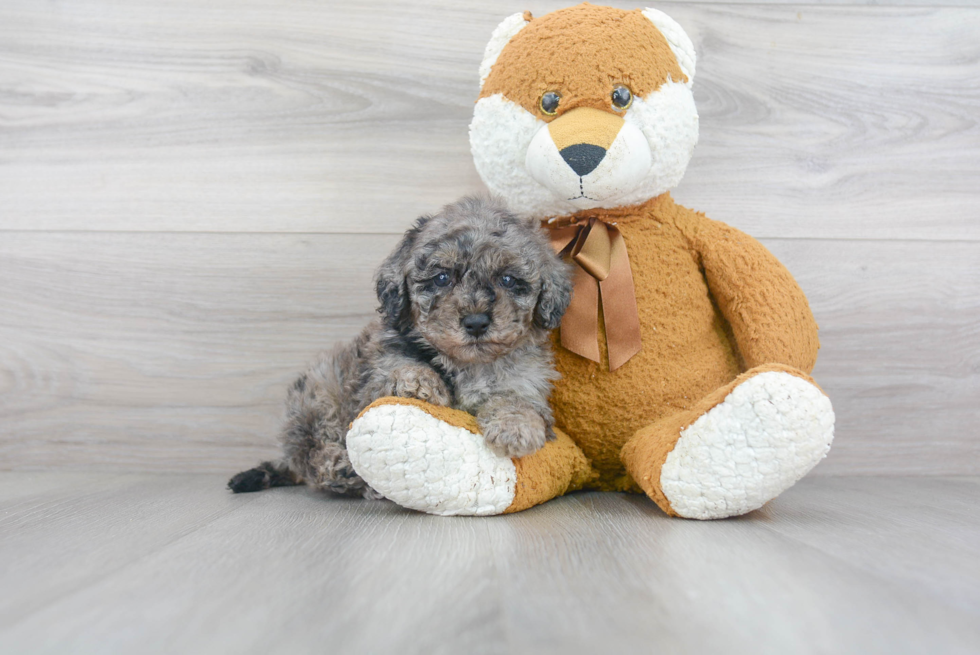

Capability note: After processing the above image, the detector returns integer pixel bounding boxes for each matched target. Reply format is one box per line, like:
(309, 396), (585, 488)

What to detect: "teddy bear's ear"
(642, 8), (696, 84)
(478, 12), (531, 88)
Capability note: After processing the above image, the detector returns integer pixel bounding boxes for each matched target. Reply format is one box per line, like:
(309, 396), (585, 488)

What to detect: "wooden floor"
(1, 474), (978, 654)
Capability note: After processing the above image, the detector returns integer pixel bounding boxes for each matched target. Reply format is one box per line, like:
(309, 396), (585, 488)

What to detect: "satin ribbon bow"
(548, 217), (642, 371)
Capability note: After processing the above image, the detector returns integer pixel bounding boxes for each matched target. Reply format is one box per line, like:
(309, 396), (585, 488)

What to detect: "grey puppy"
(229, 196), (572, 498)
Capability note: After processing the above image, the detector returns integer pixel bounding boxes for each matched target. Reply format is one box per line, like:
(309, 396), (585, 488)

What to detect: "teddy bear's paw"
(660, 371), (835, 520)
(346, 402), (517, 516)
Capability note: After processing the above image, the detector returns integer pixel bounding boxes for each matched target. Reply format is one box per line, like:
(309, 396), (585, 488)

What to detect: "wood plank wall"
(1, 0), (978, 475)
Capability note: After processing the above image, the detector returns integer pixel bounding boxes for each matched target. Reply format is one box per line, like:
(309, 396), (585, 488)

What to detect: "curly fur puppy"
(228, 196), (572, 498)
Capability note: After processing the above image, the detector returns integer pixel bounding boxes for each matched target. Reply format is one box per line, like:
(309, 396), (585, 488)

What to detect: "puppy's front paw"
(480, 406), (548, 458)
(389, 365), (451, 406)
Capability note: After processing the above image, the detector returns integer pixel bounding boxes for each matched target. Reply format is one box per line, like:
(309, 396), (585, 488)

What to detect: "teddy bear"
(344, 3), (835, 519)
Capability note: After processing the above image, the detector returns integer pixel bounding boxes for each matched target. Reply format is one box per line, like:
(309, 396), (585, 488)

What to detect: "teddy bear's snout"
(523, 105), (653, 208)
(547, 107), (623, 154)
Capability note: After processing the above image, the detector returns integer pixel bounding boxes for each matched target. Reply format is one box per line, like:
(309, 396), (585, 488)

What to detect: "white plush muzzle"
(470, 81), (699, 220)
(525, 120), (652, 210)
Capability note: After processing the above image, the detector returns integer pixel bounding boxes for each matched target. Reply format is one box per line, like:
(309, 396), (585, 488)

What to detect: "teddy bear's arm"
(692, 217), (820, 373)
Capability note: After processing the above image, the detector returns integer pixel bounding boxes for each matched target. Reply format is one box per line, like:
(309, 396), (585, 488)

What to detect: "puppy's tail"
(228, 460), (299, 493)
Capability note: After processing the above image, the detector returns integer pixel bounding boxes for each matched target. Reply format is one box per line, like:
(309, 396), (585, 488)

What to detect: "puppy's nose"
(559, 143), (606, 177)
(462, 313), (491, 337)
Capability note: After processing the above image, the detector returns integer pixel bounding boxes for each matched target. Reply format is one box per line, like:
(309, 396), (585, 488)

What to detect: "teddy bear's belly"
(549, 225), (742, 490)
(551, 318), (740, 489)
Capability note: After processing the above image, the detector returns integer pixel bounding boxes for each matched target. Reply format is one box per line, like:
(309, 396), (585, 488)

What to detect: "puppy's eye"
(611, 85), (633, 110)
(433, 272), (452, 287)
(500, 274), (517, 289)
(539, 91), (561, 116)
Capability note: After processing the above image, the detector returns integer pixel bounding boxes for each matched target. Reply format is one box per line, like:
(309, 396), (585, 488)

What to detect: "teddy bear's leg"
(620, 364), (834, 520)
(346, 397), (596, 516)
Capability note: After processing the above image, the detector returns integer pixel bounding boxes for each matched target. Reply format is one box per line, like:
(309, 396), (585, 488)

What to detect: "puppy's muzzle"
(462, 313), (491, 337)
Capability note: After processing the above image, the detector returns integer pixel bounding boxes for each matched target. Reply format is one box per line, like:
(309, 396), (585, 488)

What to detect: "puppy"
(229, 196), (572, 498)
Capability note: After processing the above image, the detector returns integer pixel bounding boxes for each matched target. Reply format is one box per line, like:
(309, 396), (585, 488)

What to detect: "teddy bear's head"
(469, 4), (698, 220)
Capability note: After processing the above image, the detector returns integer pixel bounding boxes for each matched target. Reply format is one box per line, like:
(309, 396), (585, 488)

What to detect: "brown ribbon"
(548, 217), (642, 371)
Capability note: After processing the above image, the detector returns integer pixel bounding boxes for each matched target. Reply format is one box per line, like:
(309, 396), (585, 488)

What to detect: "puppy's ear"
(534, 253), (573, 330)
(376, 217), (428, 330)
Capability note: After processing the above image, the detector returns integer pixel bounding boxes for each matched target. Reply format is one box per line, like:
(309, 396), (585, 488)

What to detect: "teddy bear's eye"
(539, 91), (561, 116)
(611, 85), (633, 110)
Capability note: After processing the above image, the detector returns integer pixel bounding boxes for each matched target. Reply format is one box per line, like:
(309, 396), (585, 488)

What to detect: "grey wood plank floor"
(1, 474), (978, 654)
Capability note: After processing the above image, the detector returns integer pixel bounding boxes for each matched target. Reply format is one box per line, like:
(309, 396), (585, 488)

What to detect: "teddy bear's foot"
(347, 397), (595, 516)
(622, 364), (835, 520)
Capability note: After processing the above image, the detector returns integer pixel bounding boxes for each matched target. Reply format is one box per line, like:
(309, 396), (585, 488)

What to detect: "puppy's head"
(376, 196), (571, 364)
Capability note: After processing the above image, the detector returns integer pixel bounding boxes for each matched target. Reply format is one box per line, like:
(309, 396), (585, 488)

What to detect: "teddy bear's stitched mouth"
(567, 178), (599, 202)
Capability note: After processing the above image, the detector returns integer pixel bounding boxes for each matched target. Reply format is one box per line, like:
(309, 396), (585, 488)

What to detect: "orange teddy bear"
(346, 4), (835, 519)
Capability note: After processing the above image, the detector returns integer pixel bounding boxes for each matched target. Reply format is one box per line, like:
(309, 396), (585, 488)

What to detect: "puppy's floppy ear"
(534, 250), (573, 330)
(376, 216), (428, 330)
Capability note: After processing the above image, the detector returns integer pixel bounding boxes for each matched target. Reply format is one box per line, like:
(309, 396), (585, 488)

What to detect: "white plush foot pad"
(660, 372), (835, 520)
(346, 404), (517, 516)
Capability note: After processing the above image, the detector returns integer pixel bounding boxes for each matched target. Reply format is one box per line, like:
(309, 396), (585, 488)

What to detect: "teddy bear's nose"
(559, 143), (607, 177)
